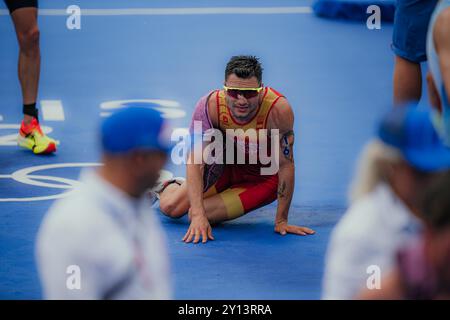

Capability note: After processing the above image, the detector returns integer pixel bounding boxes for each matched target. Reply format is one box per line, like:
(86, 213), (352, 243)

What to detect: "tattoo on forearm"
(280, 130), (294, 162)
(278, 181), (287, 198)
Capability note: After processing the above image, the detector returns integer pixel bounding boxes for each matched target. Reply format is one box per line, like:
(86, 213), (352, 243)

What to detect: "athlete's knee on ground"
(18, 26), (40, 54)
(159, 198), (186, 218)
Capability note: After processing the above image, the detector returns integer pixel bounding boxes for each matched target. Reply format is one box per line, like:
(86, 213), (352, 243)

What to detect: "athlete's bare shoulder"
(266, 96), (294, 131)
(207, 90), (220, 128)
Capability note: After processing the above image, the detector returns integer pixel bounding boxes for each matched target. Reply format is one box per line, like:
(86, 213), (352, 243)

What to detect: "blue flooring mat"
(1, 0), (399, 299)
(313, 0), (396, 22)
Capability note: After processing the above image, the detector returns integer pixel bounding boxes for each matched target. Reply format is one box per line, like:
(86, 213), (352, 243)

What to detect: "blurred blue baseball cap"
(101, 106), (172, 154)
(378, 105), (450, 172)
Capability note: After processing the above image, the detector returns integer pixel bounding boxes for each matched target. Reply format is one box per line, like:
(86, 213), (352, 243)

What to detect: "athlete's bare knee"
(18, 26), (40, 55)
(159, 198), (186, 218)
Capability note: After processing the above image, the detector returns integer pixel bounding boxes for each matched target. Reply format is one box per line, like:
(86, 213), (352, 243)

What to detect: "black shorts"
(4, 0), (38, 14)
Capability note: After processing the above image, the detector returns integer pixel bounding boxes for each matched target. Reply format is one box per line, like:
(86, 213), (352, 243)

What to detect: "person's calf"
(427, 72), (443, 113)
(393, 56), (422, 105)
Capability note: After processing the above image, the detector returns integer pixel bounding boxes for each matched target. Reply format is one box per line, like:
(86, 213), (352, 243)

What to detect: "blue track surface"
(313, 0), (396, 22)
(0, 0), (406, 299)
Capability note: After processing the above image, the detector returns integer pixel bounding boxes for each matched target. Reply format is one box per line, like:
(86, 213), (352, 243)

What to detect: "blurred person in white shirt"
(36, 106), (172, 300)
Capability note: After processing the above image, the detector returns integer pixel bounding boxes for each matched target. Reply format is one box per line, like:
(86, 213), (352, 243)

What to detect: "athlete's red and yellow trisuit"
(203, 87), (284, 219)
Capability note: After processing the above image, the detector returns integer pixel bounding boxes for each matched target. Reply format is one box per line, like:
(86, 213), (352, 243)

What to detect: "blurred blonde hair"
(348, 139), (403, 204)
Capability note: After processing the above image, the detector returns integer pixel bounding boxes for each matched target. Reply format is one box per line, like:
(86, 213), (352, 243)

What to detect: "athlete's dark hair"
(225, 55), (263, 84)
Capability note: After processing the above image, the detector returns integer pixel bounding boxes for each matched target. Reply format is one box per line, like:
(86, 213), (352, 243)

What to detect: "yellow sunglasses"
(223, 85), (263, 99)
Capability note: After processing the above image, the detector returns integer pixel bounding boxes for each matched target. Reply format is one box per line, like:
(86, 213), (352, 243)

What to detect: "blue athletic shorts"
(392, 0), (438, 63)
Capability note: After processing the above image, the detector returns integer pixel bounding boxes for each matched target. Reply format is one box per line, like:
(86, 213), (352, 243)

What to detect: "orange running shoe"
(17, 118), (57, 154)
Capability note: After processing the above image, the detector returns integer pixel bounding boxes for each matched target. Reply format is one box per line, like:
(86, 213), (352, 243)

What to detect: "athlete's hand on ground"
(274, 221), (315, 236)
(183, 213), (214, 244)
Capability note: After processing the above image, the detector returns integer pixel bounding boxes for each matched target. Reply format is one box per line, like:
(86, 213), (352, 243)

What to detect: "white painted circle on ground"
(0, 124), (53, 146)
(11, 162), (102, 189)
(0, 163), (176, 202)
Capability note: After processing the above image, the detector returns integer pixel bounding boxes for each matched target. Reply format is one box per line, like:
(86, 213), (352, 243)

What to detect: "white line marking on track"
(41, 100), (65, 121)
(0, 7), (312, 16)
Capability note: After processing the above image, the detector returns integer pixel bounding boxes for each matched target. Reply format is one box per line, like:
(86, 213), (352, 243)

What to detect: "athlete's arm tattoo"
(277, 181), (287, 198)
(280, 130), (295, 162)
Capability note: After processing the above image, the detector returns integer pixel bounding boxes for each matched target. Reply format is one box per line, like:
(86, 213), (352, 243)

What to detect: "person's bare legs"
(159, 182), (230, 223)
(393, 55), (422, 106)
(435, 7), (450, 106)
(426, 8), (450, 115)
(11, 7), (40, 124)
(427, 72), (442, 113)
